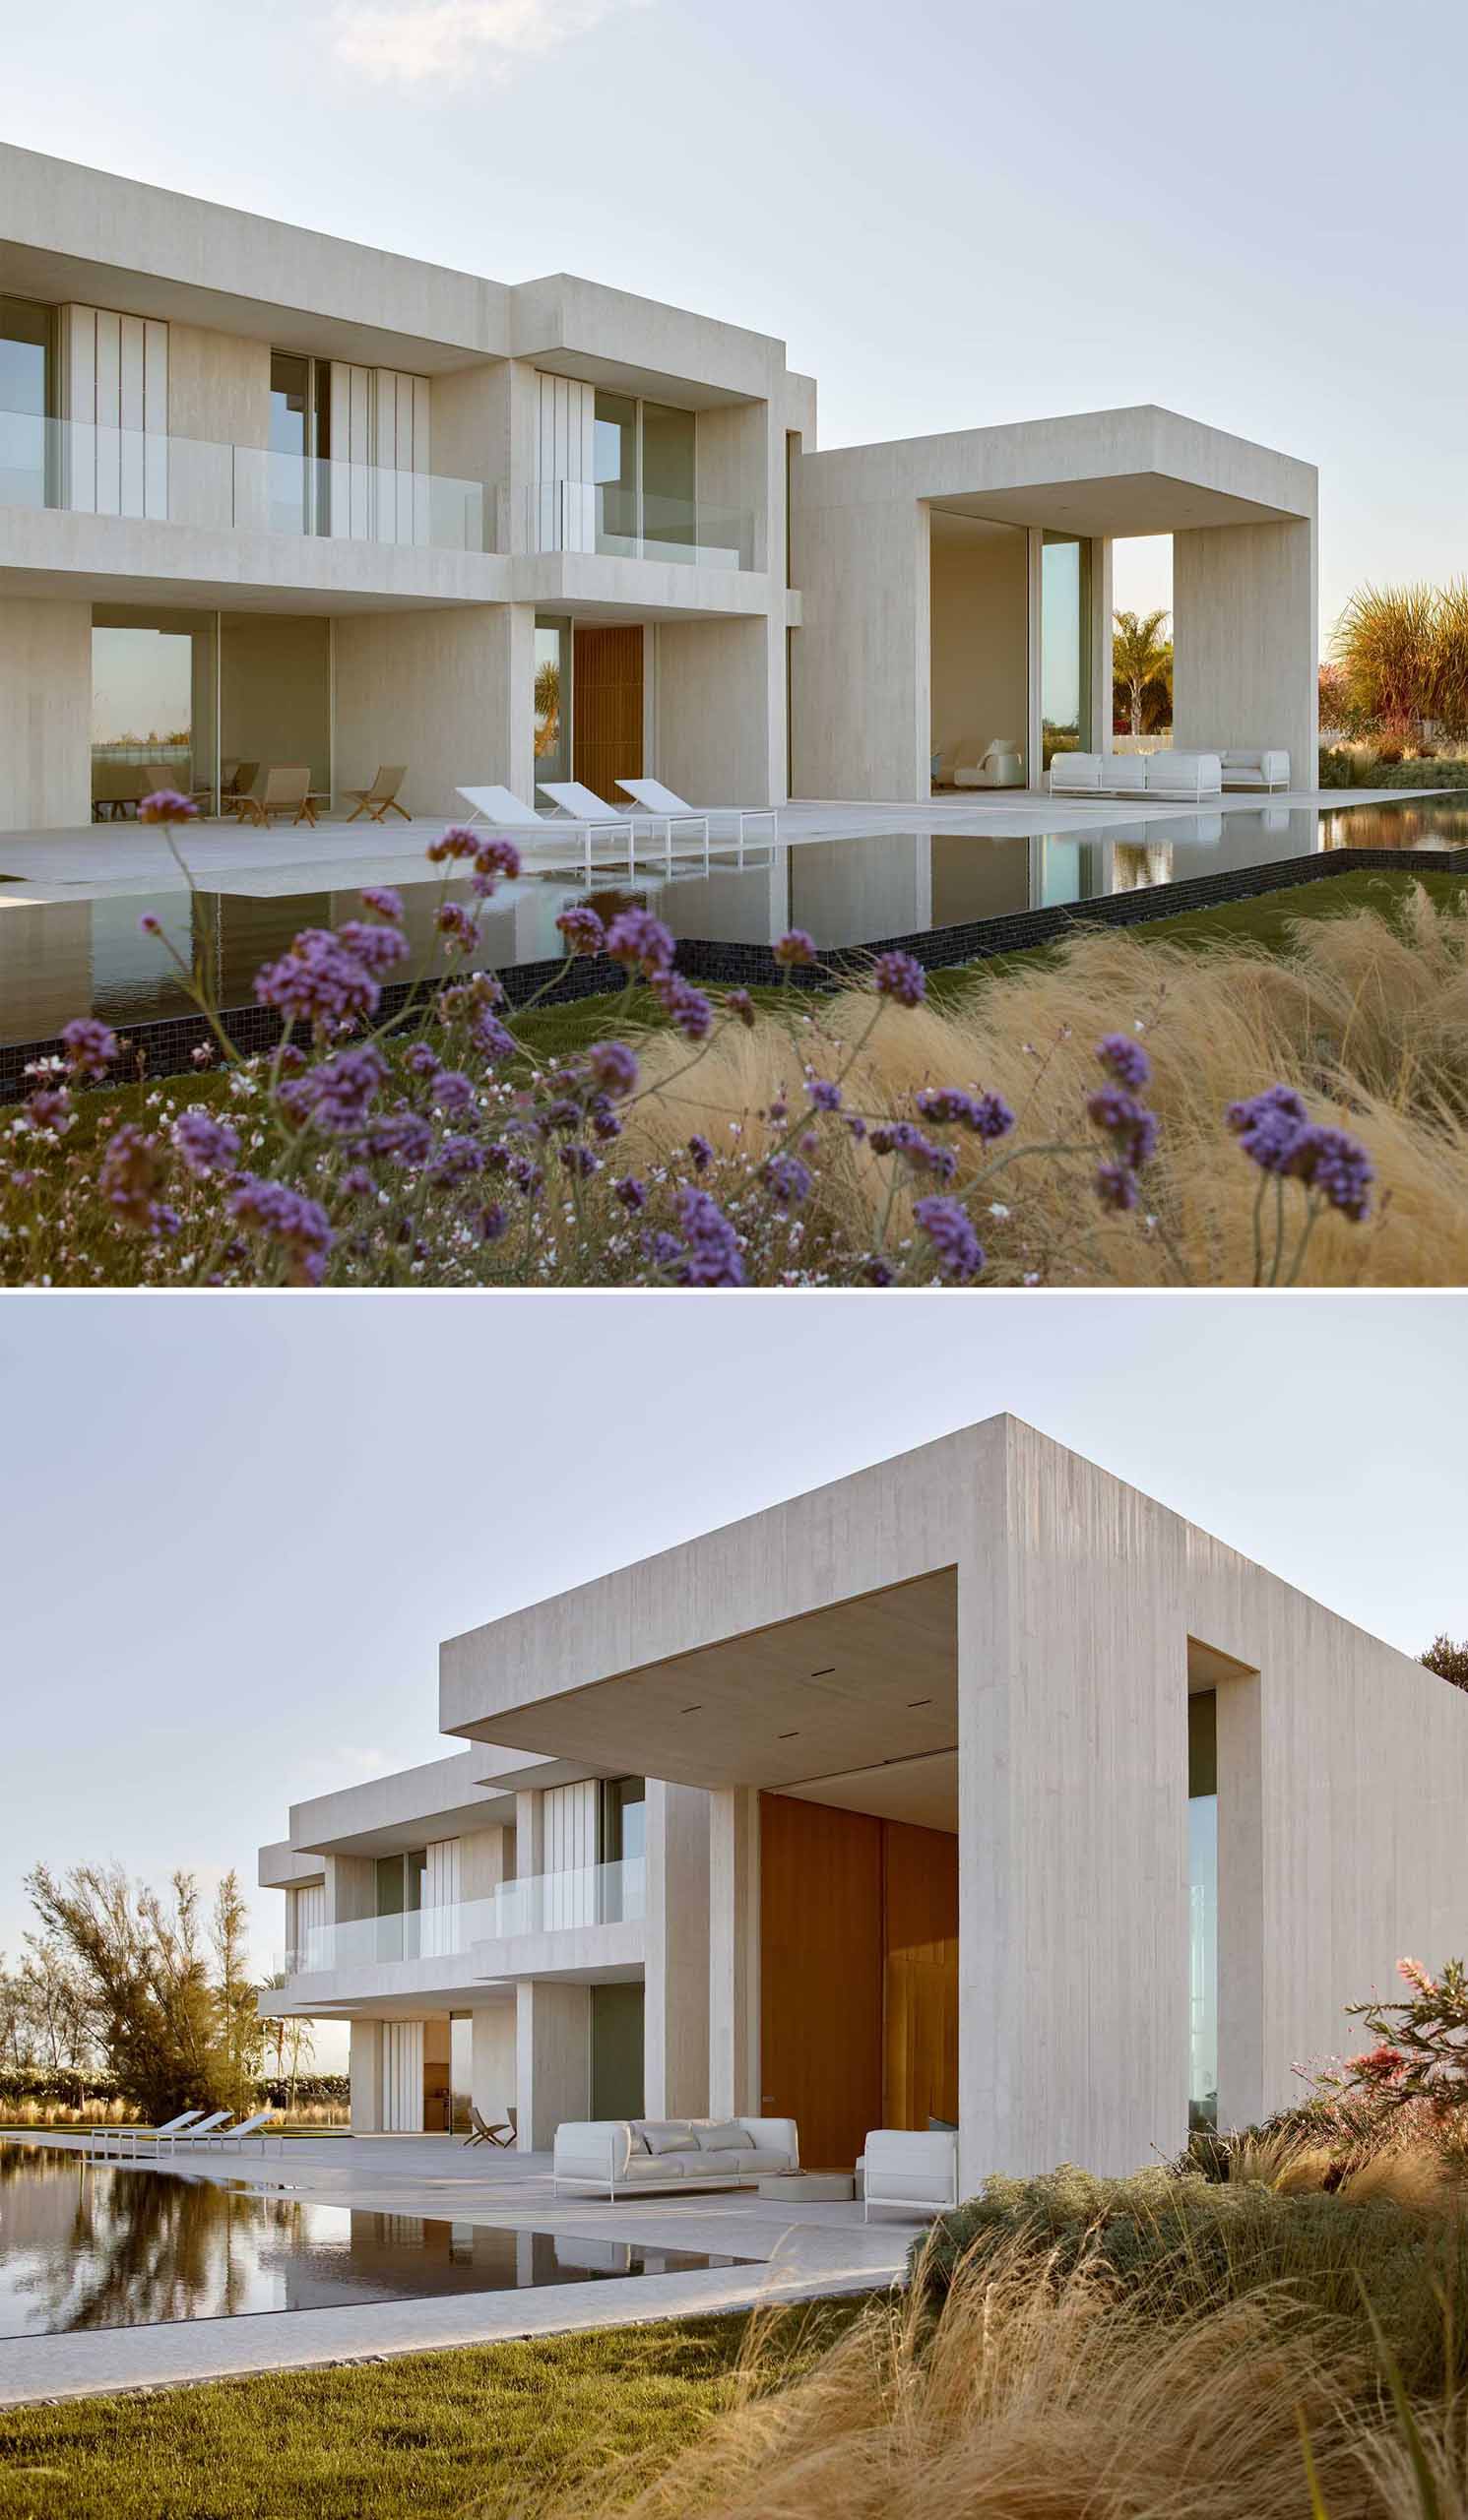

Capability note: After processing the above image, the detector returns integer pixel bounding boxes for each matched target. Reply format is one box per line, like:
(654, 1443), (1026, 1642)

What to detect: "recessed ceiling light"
(908, 1697), (932, 1708)
(777, 1730), (799, 1740)
(810, 1666), (836, 1678)
(680, 1704), (702, 1714)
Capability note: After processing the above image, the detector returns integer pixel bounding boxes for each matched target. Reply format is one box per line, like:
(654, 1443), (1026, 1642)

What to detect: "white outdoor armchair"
(859, 2128), (960, 2223)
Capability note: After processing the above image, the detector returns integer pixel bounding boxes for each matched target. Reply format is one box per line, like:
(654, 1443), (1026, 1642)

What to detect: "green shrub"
(915, 2165), (1468, 2394)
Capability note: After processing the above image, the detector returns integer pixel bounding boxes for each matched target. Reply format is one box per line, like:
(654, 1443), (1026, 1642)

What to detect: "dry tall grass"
(626, 883), (1468, 1285)
(536, 2239), (1393, 2520)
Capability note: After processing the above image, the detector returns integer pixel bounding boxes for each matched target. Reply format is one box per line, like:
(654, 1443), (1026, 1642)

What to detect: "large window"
(593, 391), (698, 559)
(1041, 531), (1092, 769)
(268, 350), (331, 536)
(1, 295), (54, 510)
(91, 606), (217, 819)
(534, 615), (571, 785)
(1188, 1691), (1219, 2131)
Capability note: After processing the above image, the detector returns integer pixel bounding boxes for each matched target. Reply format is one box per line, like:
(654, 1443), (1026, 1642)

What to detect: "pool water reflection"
(1, 797), (1464, 1051)
(0, 2145), (753, 2334)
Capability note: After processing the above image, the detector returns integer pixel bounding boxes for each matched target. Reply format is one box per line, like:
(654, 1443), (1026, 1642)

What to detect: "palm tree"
(1113, 608), (1173, 737)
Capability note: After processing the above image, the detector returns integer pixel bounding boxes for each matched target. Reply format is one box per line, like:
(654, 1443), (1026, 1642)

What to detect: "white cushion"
(1104, 757), (1149, 791)
(736, 2146), (797, 2173)
(617, 2155), (686, 2181)
(642, 2125), (699, 2155)
(686, 2149), (752, 2174)
(695, 2121), (754, 2151)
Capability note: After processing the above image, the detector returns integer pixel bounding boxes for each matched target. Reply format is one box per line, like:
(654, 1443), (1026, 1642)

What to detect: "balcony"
(0, 409), (490, 553)
(519, 478), (754, 571)
(279, 1857), (645, 1979)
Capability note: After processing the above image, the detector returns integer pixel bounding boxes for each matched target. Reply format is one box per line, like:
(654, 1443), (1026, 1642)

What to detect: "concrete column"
(644, 1782), (711, 2119)
(349, 2018), (383, 2130)
(708, 1787), (760, 2117)
(471, 2001), (518, 2122)
(325, 1854), (375, 1925)
(1172, 516), (1317, 788)
(1216, 1671), (1265, 2132)
(460, 1825), (508, 1904)
(1091, 536), (1114, 755)
(0, 598), (92, 833)
(515, 1978), (591, 2151)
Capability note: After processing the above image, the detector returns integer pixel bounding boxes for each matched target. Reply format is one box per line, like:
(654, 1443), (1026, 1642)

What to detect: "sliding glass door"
(1041, 532), (1092, 769)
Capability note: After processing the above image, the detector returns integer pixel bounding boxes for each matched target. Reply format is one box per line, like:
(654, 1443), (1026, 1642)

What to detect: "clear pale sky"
(4, 1292), (1466, 2067)
(3, 0), (1464, 634)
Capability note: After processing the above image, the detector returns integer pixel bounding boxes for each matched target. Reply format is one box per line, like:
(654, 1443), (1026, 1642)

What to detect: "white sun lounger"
(541, 780), (710, 871)
(455, 785), (638, 876)
(617, 778), (778, 846)
(158, 2109), (235, 2153)
(93, 2108), (204, 2160)
(212, 2109), (285, 2156)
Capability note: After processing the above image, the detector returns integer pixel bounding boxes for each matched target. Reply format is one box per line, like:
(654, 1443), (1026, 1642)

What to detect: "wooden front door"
(573, 625), (643, 801)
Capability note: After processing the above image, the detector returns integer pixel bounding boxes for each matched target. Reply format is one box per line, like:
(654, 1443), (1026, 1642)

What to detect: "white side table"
(755, 2170), (856, 2201)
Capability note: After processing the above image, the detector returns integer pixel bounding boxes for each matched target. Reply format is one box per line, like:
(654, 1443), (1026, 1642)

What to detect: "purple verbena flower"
(293, 1044), (388, 1134)
(774, 929), (815, 969)
(560, 1144), (601, 1179)
(25, 1086), (72, 1134)
(726, 988), (756, 1027)
(1087, 1087), (1159, 1170)
(687, 1134), (715, 1172)
(556, 906), (606, 958)
(1226, 1083), (1310, 1175)
(474, 836), (522, 884)
(806, 1077), (842, 1112)
(605, 908), (674, 976)
(367, 1109), (434, 1167)
(360, 886), (404, 921)
(588, 1040), (639, 1098)
(916, 1087), (1015, 1140)
(473, 1012), (517, 1063)
(615, 1176), (648, 1212)
(761, 1152), (812, 1208)
(336, 919), (411, 976)
(138, 789), (198, 824)
(255, 930), (381, 1030)
(172, 1106), (241, 1177)
(1097, 1033), (1152, 1091)
(405, 1042), (441, 1078)
(870, 1120), (955, 1179)
(435, 902), (479, 957)
(913, 1196), (985, 1282)
(425, 826), (479, 863)
(227, 1175), (334, 1286)
(479, 1204), (508, 1243)
(653, 973), (714, 1040)
(431, 1068), (477, 1117)
(139, 912), (161, 936)
(1287, 1123), (1374, 1221)
(430, 1134), (487, 1185)
(60, 1017), (118, 1081)
(872, 950), (926, 1007)
(671, 1185), (745, 1287)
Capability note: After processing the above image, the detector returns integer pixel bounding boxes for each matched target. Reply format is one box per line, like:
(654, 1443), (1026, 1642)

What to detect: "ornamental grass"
(3, 796), (1463, 1288)
(543, 2170), (1468, 2520)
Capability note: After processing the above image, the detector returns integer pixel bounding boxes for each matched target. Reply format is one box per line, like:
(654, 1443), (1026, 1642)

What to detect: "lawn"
(0, 2304), (857, 2520)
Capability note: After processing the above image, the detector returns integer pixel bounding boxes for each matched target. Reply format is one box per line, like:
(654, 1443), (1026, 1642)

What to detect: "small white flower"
(988, 1202), (1011, 1222)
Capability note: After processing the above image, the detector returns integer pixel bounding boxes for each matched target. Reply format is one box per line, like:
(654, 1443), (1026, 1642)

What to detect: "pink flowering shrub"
(0, 807), (1377, 1291)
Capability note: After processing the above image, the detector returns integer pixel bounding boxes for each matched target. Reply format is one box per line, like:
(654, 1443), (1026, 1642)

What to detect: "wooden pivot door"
(573, 625), (643, 801)
(882, 1820), (959, 2133)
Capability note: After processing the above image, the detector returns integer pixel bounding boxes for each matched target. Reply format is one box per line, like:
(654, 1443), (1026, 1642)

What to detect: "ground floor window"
(535, 614), (570, 786)
(1041, 530), (1092, 769)
(590, 1983), (644, 2120)
(89, 605), (331, 821)
(1188, 1689), (1219, 2129)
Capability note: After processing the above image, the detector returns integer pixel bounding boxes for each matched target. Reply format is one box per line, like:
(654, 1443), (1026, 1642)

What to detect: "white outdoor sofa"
(1050, 750), (1222, 802)
(858, 2128), (960, 2223)
(1219, 748), (1291, 790)
(552, 2115), (799, 2199)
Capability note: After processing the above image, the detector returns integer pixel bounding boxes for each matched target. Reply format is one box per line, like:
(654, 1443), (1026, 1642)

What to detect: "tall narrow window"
(1041, 531), (1093, 769)
(593, 389), (637, 554)
(268, 351), (331, 536)
(641, 402), (696, 559)
(1, 295), (54, 510)
(534, 615), (571, 786)
(1188, 1690), (1219, 2130)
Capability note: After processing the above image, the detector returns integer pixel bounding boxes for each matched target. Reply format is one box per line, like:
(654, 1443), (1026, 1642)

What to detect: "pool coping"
(3, 839), (1465, 1102)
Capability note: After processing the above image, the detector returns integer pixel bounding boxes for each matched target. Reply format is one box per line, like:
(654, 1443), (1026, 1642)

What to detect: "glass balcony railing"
(0, 409), (490, 553)
(278, 1858), (646, 1979)
(522, 477), (755, 571)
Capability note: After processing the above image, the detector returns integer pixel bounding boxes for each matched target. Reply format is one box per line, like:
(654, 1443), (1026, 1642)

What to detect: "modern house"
(259, 1418), (1468, 2192)
(3, 147), (1318, 838)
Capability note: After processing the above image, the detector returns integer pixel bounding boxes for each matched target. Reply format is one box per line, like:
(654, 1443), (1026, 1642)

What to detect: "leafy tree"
(1422, 1634), (1468, 1693)
(1113, 608), (1173, 736)
(24, 1863), (255, 2121)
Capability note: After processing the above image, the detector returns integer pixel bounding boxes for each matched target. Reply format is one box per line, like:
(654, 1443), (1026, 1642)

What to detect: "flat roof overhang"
(447, 1568), (959, 1795)
(926, 471), (1302, 537)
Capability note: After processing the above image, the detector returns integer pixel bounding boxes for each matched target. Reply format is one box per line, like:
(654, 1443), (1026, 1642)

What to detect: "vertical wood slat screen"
(543, 1780), (599, 1926)
(572, 626), (644, 801)
(421, 1838), (462, 1956)
(368, 368), (431, 545)
(382, 2020), (425, 2129)
(329, 363), (374, 539)
(61, 305), (168, 519)
(287, 1879), (328, 1970)
(536, 372), (596, 550)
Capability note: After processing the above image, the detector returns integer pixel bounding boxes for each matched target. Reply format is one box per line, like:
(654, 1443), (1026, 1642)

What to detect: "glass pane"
(1188, 1690), (1219, 2131)
(641, 402), (696, 556)
(376, 1855), (405, 1917)
(269, 351), (311, 535)
(534, 616), (570, 785)
(593, 389), (637, 554)
(1, 297), (53, 510)
(449, 2016), (473, 2135)
(1041, 533), (1092, 770)
(91, 611), (203, 819)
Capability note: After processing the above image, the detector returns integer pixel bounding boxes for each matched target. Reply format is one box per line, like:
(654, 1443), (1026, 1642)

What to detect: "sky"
(3, 1291), (1467, 2071)
(3, 0), (1465, 637)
